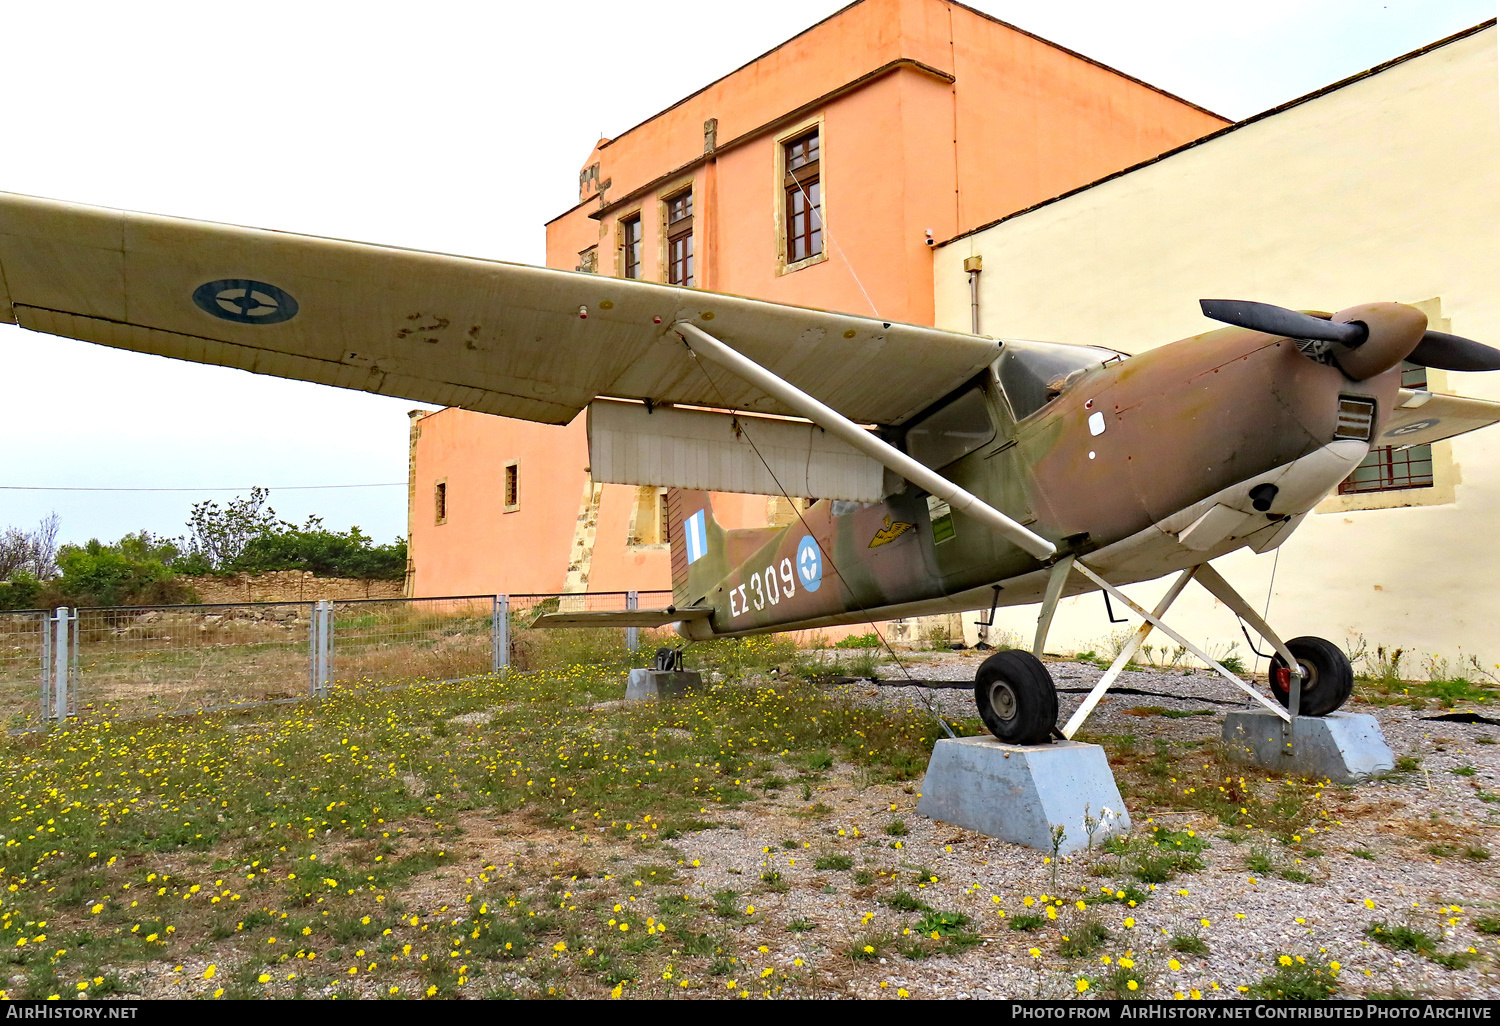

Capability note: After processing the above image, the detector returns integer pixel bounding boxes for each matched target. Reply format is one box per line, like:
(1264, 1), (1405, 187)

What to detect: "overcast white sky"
(1, 0), (1492, 548)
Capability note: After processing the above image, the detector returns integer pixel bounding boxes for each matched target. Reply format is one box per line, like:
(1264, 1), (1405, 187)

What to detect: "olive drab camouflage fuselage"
(671, 317), (1403, 640)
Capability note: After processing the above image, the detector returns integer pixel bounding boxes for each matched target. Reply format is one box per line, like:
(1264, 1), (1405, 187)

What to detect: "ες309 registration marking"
(729, 557), (796, 619)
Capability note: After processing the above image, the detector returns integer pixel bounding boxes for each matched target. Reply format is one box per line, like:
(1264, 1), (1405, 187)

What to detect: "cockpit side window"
(996, 341), (1122, 421)
(905, 386), (995, 469)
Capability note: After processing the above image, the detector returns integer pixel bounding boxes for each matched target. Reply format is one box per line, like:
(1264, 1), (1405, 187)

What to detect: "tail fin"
(668, 489), (788, 608)
(667, 488), (724, 607)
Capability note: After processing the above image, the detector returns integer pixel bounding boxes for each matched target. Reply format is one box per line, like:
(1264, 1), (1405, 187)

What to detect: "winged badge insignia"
(868, 516), (916, 548)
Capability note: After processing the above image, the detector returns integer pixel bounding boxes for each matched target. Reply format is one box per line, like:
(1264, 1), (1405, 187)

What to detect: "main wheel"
(974, 650), (1058, 745)
(1268, 636), (1353, 716)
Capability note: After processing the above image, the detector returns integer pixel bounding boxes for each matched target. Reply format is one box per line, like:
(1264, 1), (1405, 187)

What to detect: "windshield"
(996, 340), (1123, 421)
(904, 385), (995, 469)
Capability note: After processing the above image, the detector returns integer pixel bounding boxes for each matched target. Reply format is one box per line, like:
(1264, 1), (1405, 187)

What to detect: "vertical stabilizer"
(667, 489), (725, 607)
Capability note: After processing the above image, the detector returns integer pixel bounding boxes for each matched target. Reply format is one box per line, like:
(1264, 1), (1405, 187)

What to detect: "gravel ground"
(652, 656), (1500, 999)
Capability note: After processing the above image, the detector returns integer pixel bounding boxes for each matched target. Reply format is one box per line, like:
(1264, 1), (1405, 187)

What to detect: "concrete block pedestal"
(916, 735), (1131, 854)
(625, 669), (702, 701)
(1223, 710), (1394, 783)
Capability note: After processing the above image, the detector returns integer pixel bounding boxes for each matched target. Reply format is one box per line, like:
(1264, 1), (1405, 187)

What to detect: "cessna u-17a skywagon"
(4, 192), (1500, 744)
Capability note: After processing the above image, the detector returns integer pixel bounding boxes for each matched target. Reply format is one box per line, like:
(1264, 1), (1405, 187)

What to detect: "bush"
(230, 524), (407, 580)
(47, 535), (197, 607)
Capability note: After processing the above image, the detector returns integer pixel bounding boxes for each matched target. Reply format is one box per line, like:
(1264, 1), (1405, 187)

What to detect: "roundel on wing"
(193, 279), (299, 325)
(796, 534), (822, 593)
(1386, 419), (1439, 438)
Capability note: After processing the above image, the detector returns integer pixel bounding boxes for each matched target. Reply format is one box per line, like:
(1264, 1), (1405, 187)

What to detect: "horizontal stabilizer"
(1382, 389), (1500, 448)
(530, 607), (712, 630)
(588, 399), (885, 502)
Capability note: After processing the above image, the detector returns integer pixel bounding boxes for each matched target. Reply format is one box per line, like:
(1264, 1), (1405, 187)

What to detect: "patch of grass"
(1245, 955), (1338, 999)
(814, 854), (852, 871)
(1008, 914), (1045, 932)
(913, 909), (970, 936)
(1058, 921), (1110, 958)
(1365, 921), (1439, 954)
(1246, 849), (1274, 874)
(1395, 754), (1422, 773)
(710, 889), (744, 919)
(883, 891), (934, 914)
(1170, 933), (1209, 956)
(1464, 846), (1490, 862)
(802, 750), (834, 772)
(1099, 960), (1151, 999)
(1279, 868), (1314, 884)
(884, 819), (908, 837)
(1473, 914), (1500, 935)
(842, 931), (887, 962)
(759, 871), (788, 893)
(1124, 705), (1213, 719)
(785, 918), (817, 933)
(1452, 765), (1477, 777)
(1428, 951), (1477, 970)
(1349, 848), (1377, 860)
(852, 869), (876, 885)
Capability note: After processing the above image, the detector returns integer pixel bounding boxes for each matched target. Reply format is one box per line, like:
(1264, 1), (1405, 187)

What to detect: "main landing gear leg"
(1031, 554), (1075, 659)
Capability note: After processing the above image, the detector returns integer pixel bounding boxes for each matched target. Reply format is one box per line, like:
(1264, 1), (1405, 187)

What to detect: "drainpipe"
(964, 255), (982, 335)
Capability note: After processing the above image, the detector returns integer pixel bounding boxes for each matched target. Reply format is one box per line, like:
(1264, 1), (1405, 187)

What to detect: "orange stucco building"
(406, 0), (1228, 600)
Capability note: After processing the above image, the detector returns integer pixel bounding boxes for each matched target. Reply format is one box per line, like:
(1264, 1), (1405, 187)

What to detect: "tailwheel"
(1269, 636), (1353, 717)
(974, 650), (1058, 745)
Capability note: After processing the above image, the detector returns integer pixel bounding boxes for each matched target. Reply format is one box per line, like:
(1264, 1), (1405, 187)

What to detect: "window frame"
(619, 212), (644, 280)
(503, 461), (520, 514)
(434, 479), (448, 526)
(663, 187), (695, 287)
(774, 117), (827, 275)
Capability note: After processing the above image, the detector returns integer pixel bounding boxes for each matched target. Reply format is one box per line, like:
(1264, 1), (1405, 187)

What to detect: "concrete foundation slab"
(916, 735), (1131, 854)
(1222, 711), (1394, 783)
(625, 669), (702, 701)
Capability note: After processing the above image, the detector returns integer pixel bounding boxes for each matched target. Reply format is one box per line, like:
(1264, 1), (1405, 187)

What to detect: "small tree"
(0, 512), (60, 580)
(183, 488), (286, 571)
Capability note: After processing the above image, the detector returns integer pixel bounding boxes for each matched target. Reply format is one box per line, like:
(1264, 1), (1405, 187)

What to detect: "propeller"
(1200, 299), (1500, 372)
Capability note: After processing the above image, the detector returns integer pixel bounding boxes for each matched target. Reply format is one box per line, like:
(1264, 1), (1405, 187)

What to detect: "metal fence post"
(317, 600), (334, 698)
(50, 607), (70, 722)
(493, 595), (510, 673)
(625, 591), (639, 652)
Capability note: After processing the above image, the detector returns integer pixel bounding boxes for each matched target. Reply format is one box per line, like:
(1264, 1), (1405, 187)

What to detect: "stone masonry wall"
(180, 571), (404, 604)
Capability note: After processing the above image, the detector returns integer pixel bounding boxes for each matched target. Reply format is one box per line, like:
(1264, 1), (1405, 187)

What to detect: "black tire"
(974, 650), (1058, 745)
(1268, 636), (1353, 717)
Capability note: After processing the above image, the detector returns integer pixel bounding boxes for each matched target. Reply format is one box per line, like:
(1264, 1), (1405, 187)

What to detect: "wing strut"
(673, 321), (1056, 560)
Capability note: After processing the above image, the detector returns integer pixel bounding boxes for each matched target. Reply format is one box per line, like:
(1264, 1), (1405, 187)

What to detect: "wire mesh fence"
(74, 602), (315, 719)
(0, 610), (48, 730)
(15, 590), (674, 725)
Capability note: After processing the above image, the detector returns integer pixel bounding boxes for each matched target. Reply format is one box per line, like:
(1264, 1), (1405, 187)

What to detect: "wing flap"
(1382, 389), (1500, 448)
(0, 191), (1001, 426)
(530, 607), (712, 629)
(588, 399), (886, 502)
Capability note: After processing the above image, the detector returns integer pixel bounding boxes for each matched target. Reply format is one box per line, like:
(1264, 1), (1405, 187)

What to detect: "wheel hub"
(989, 680), (1018, 721)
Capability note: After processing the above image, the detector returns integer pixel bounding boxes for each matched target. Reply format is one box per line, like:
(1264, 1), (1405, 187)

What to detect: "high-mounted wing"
(0, 192), (999, 426)
(1380, 389), (1500, 449)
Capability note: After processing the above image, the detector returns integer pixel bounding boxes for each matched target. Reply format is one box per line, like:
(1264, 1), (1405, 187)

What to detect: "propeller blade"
(1408, 331), (1500, 372)
(1200, 299), (1367, 346)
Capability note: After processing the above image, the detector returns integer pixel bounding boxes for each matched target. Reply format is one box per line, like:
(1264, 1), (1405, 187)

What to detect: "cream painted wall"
(933, 27), (1500, 677)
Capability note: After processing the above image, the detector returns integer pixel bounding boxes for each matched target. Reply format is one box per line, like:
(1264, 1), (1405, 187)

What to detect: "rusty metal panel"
(589, 399), (884, 502)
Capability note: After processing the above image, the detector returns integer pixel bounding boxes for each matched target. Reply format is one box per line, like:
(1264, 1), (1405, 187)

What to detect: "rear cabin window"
(996, 341), (1121, 421)
(905, 386), (995, 469)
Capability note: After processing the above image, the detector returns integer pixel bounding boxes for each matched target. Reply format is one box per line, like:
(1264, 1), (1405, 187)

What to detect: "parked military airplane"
(3, 192), (1499, 744)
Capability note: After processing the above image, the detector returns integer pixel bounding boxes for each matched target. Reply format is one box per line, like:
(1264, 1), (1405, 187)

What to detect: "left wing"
(1381, 388), (1500, 448)
(0, 191), (999, 426)
(530, 607), (712, 629)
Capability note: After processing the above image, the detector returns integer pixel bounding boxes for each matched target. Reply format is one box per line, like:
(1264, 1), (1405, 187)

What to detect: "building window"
(621, 215), (643, 279)
(666, 191), (694, 287)
(628, 486), (669, 546)
(577, 246), (598, 274)
(503, 461), (520, 513)
(1338, 365), (1434, 495)
(784, 129), (822, 265)
(434, 480), (448, 525)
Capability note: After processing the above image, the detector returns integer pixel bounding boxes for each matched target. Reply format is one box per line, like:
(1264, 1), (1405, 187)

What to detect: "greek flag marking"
(685, 509), (708, 564)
